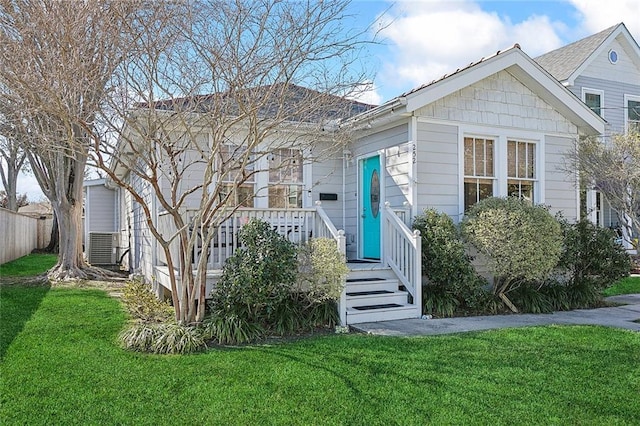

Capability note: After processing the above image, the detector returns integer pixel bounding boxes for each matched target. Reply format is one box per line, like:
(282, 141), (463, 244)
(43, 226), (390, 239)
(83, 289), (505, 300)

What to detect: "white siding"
(415, 70), (578, 135)
(545, 135), (578, 220)
(346, 123), (409, 258)
(581, 38), (640, 84)
(415, 121), (460, 220)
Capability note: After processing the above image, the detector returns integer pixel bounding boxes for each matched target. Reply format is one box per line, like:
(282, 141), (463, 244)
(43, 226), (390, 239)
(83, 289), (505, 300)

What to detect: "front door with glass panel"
(360, 155), (381, 259)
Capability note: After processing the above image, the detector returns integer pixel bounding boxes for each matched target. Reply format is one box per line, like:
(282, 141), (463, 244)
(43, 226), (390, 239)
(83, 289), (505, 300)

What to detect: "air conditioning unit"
(89, 232), (120, 265)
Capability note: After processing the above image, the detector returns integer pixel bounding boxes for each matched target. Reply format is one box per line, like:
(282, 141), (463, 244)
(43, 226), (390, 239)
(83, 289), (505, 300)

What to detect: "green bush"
(207, 220), (341, 344)
(121, 279), (174, 323)
(202, 314), (264, 346)
(413, 209), (477, 291)
(556, 218), (630, 291)
(119, 322), (207, 354)
(210, 219), (298, 328)
(297, 238), (348, 303)
(413, 209), (487, 316)
(461, 197), (563, 311)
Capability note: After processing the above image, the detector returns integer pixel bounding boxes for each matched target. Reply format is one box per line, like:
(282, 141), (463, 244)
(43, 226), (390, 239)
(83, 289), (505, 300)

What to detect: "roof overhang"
(352, 47), (605, 136)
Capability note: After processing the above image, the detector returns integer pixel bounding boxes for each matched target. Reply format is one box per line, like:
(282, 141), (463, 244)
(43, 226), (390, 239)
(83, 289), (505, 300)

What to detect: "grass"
(603, 276), (640, 297)
(1, 284), (639, 425)
(0, 254), (57, 277)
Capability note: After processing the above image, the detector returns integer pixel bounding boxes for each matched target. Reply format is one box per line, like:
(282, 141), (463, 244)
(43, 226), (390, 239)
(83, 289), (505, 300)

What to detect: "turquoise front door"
(361, 155), (381, 259)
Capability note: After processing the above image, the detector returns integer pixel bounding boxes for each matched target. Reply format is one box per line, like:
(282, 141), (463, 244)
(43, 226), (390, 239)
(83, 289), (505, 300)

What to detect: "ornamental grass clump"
(119, 280), (206, 354)
(461, 197), (563, 312)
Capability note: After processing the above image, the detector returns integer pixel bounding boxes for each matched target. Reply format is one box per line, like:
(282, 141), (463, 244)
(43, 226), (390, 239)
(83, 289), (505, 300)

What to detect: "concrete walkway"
(353, 294), (640, 336)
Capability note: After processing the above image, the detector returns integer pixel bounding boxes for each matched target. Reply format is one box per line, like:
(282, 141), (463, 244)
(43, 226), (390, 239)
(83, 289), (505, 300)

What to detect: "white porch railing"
(383, 202), (422, 318)
(314, 201), (347, 325)
(158, 205), (347, 269)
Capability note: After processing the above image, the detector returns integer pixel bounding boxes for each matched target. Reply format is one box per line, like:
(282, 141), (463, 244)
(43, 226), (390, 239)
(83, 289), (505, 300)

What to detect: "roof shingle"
(534, 24), (620, 81)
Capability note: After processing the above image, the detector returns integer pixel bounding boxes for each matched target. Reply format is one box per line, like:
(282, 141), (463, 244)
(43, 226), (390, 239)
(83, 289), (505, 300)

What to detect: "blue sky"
(13, 0), (640, 200)
(346, 0), (640, 104)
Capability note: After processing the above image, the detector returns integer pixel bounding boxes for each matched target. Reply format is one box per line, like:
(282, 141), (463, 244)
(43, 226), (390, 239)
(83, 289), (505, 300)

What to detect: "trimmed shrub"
(556, 218), (630, 291)
(207, 220), (343, 344)
(413, 209), (487, 316)
(461, 197), (563, 311)
(210, 219), (298, 329)
(297, 238), (348, 303)
(121, 279), (174, 323)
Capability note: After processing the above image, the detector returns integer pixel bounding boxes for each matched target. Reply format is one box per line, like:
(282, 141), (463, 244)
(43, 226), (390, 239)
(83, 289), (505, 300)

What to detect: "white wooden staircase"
(344, 263), (418, 324)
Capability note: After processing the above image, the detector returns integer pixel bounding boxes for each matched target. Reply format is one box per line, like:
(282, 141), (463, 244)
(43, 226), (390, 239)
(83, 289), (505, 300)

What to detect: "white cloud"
(569, 0), (640, 37)
(16, 172), (45, 202)
(348, 80), (384, 105)
(375, 0), (566, 100)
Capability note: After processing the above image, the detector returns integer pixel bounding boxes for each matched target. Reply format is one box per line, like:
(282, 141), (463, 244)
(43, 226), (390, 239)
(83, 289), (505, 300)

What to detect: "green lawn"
(603, 276), (640, 297)
(0, 254), (57, 277)
(2, 284), (639, 425)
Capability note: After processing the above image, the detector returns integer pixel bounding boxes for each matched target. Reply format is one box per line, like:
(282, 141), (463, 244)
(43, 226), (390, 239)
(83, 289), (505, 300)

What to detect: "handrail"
(315, 200), (347, 325)
(383, 202), (421, 318)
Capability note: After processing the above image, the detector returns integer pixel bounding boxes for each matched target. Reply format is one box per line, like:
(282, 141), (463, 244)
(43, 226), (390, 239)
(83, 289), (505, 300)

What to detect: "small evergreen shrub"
(121, 279), (174, 323)
(297, 238), (348, 303)
(462, 197), (563, 311)
(210, 219), (298, 330)
(556, 218), (631, 291)
(413, 209), (487, 316)
(207, 220), (343, 344)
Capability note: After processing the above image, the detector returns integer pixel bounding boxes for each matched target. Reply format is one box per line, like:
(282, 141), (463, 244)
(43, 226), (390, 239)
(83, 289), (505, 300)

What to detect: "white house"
(110, 44), (606, 325)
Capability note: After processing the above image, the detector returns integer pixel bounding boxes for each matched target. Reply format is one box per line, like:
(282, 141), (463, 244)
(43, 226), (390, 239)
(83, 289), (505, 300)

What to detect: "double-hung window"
(218, 144), (255, 207)
(268, 148), (303, 208)
(507, 140), (536, 202)
(582, 88), (604, 117)
(464, 137), (495, 211)
(626, 95), (640, 133)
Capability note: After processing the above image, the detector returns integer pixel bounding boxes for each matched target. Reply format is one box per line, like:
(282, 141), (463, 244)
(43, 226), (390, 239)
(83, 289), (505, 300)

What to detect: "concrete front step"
(346, 304), (417, 324)
(346, 289), (409, 308)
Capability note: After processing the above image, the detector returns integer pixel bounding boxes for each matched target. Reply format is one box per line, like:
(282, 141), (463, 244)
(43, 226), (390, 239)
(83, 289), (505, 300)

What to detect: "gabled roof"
(534, 22), (640, 85)
(351, 45), (605, 136)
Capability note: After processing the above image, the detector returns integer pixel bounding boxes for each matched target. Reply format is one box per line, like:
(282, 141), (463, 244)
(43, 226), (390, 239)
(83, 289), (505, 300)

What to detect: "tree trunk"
(44, 210), (59, 253)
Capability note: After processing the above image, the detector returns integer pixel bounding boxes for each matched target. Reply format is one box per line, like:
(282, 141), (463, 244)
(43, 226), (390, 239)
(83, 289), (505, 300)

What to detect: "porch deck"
(153, 202), (422, 324)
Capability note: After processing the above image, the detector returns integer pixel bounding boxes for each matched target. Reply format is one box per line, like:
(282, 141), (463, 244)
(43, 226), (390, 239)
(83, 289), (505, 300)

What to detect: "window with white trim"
(582, 88), (603, 117)
(464, 137), (495, 211)
(268, 148), (303, 208)
(217, 143), (255, 207)
(626, 95), (640, 133)
(507, 140), (536, 202)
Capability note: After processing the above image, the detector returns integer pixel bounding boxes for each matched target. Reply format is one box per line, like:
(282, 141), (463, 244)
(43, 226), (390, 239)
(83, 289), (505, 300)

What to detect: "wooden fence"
(0, 208), (52, 265)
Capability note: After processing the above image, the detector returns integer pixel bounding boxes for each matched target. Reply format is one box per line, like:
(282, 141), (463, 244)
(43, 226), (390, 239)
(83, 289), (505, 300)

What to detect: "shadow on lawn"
(0, 278), (51, 360)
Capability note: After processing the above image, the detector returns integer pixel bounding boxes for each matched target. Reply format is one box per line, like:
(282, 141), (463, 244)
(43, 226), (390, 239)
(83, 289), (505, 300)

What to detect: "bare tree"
(94, 0), (376, 324)
(0, 135), (27, 212)
(0, 0), (144, 279)
(569, 132), (640, 249)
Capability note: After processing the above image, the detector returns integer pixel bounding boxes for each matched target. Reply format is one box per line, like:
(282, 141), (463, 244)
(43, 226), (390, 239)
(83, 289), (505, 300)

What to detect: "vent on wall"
(88, 232), (119, 265)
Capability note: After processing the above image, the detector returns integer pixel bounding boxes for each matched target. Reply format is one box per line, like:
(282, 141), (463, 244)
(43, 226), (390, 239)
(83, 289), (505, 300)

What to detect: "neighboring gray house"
(535, 22), (640, 247)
